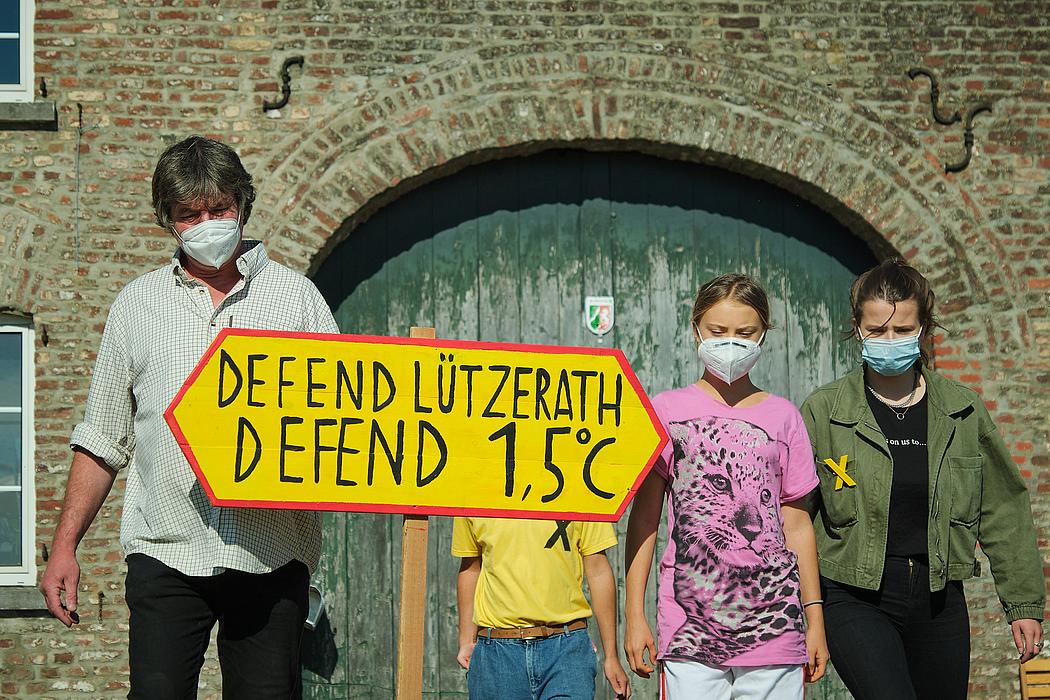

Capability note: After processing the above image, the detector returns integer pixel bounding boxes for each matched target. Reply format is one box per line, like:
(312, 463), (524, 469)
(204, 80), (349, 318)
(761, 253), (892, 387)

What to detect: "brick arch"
(251, 49), (1025, 353)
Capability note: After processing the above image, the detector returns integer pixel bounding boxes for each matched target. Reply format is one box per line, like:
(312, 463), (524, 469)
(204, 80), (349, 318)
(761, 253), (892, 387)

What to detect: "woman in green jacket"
(800, 259), (1044, 700)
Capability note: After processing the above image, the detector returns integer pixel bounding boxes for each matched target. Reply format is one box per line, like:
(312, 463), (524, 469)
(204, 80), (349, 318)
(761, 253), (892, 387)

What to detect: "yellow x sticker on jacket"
(823, 455), (856, 490)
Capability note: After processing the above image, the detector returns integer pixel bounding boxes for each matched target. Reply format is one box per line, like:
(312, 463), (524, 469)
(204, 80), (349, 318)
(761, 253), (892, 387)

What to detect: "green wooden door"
(305, 150), (874, 699)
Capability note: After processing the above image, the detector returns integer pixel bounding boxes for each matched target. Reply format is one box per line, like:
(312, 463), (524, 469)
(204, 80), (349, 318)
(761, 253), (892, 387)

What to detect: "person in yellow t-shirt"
(454, 517), (631, 699)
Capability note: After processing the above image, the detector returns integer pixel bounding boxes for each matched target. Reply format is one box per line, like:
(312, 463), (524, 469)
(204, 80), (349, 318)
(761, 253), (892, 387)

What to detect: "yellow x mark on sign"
(823, 455), (856, 490)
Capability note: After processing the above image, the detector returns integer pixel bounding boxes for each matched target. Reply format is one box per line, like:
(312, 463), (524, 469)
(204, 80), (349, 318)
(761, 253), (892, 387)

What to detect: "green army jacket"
(800, 366), (1045, 623)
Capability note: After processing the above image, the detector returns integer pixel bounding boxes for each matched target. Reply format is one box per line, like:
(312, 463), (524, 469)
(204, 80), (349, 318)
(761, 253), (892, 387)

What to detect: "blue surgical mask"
(860, 328), (922, 376)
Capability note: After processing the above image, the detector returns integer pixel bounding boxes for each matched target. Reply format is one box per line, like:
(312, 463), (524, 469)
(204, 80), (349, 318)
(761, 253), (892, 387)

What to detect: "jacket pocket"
(816, 459), (858, 527)
(947, 455), (983, 526)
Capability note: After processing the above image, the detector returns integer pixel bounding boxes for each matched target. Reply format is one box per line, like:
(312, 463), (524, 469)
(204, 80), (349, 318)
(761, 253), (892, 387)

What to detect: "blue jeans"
(468, 627), (597, 700)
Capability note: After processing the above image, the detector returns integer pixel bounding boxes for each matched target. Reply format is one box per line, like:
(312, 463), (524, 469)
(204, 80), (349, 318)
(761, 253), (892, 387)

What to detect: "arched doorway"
(303, 150), (877, 699)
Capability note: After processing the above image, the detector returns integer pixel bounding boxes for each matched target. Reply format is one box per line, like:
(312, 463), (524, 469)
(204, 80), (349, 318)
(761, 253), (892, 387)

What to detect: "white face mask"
(696, 326), (765, 384)
(174, 217), (242, 269)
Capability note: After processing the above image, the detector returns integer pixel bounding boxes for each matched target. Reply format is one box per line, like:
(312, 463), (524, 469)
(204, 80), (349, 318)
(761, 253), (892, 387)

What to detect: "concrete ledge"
(0, 101), (58, 131)
(0, 586), (49, 615)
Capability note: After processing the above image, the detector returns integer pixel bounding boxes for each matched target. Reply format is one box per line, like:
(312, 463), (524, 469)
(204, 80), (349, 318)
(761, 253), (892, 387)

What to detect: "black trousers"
(125, 553), (310, 700)
(822, 556), (970, 700)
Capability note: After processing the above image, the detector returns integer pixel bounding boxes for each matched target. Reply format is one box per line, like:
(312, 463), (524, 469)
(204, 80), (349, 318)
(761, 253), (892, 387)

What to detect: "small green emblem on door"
(585, 295), (615, 336)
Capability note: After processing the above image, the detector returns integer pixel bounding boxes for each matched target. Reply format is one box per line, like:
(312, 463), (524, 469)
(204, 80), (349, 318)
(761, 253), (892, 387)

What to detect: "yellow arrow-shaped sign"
(823, 455), (856, 490)
(164, 329), (668, 521)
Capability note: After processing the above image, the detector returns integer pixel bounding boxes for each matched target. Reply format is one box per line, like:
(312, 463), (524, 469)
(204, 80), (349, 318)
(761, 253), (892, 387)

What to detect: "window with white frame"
(0, 315), (34, 585)
(0, 0), (34, 102)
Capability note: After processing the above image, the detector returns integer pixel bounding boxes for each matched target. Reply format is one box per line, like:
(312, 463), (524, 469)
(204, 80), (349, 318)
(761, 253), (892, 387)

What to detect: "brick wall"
(1, 2), (1046, 698)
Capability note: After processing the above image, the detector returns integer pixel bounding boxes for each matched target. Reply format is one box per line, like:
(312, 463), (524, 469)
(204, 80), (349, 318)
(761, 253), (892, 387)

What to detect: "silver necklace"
(867, 372), (919, 421)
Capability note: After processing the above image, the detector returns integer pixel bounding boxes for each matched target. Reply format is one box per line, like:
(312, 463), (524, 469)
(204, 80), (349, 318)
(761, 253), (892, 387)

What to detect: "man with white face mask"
(40, 136), (339, 699)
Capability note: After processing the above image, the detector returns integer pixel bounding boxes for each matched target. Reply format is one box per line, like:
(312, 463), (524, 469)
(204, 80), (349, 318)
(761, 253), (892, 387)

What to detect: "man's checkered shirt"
(70, 241), (339, 577)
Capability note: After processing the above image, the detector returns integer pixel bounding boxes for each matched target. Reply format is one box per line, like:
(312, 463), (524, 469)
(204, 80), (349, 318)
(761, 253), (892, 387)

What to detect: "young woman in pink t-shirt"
(624, 274), (829, 699)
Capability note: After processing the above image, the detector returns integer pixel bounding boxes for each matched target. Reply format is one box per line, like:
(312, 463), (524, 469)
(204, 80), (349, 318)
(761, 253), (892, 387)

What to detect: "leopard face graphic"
(665, 416), (802, 662)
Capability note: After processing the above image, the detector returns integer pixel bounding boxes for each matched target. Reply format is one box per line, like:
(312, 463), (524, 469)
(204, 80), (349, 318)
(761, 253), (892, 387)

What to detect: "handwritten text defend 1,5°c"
(165, 330), (668, 521)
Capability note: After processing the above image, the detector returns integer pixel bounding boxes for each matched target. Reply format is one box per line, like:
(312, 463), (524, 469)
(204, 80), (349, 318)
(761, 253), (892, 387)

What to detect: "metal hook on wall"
(262, 56), (305, 112)
(944, 103), (992, 174)
(907, 68), (961, 126)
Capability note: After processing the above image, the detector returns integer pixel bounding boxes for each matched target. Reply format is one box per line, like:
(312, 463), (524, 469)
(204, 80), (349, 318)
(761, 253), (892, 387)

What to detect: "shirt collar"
(170, 239), (269, 283)
(829, 365), (974, 424)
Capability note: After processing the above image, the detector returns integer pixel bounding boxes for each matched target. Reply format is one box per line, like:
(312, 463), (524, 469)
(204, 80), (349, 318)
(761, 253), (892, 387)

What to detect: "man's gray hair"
(151, 136), (256, 229)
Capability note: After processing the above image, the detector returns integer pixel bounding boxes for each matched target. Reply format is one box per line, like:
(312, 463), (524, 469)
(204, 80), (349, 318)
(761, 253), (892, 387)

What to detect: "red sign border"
(164, 328), (669, 523)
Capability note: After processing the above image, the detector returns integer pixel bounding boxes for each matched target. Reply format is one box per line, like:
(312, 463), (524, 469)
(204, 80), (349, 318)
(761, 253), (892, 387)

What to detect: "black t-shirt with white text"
(866, 390), (929, 558)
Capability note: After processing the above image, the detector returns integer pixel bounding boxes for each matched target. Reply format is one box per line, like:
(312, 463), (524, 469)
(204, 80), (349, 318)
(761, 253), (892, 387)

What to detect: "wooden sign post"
(396, 511), (429, 699)
(163, 326), (669, 698)
(396, 326), (435, 700)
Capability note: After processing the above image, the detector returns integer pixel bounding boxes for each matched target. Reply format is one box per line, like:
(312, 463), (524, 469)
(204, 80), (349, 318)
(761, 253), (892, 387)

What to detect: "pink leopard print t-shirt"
(651, 384), (819, 667)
